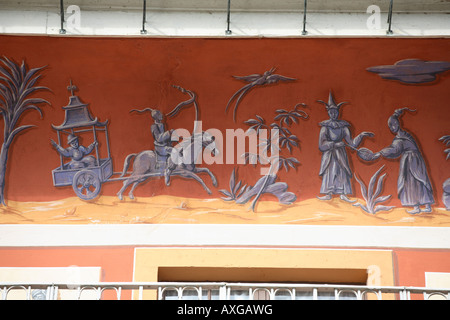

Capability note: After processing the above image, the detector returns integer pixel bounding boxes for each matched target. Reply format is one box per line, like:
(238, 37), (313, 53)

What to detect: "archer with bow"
(130, 85), (199, 185)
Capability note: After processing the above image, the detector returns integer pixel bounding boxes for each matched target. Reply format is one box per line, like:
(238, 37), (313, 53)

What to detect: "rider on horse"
(149, 109), (176, 185)
(131, 86), (199, 188)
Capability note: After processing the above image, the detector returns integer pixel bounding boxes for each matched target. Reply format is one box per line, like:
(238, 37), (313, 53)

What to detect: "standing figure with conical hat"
(317, 91), (374, 202)
(371, 108), (434, 214)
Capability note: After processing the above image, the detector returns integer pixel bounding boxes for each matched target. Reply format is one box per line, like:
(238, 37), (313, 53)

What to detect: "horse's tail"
(120, 153), (137, 177)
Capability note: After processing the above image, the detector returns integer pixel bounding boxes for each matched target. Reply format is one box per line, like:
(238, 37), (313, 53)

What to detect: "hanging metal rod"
(226, 0), (232, 35)
(387, 0), (394, 34)
(59, 0), (66, 34)
(141, 0), (147, 34)
(302, 0), (308, 35)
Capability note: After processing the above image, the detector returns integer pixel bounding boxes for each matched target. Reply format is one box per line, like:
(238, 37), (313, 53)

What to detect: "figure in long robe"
(372, 108), (434, 214)
(317, 92), (374, 202)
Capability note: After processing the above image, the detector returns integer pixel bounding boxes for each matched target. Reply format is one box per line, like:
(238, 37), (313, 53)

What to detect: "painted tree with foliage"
(220, 103), (308, 212)
(0, 57), (50, 205)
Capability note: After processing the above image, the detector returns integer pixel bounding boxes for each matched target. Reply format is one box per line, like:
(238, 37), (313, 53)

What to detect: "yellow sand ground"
(0, 195), (448, 226)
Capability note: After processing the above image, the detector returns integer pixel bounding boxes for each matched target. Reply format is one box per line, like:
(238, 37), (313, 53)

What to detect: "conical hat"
(317, 91), (348, 110)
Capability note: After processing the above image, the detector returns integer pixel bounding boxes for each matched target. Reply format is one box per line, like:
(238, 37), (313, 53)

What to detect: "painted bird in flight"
(225, 67), (296, 121)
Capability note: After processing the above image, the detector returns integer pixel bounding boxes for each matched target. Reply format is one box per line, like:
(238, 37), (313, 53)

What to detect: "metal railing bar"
(0, 281), (448, 293)
(0, 282), (449, 300)
(357, 289), (362, 300)
(387, 0), (394, 34)
(312, 288), (318, 300)
(26, 286), (31, 300)
(157, 287), (162, 300)
(97, 286), (102, 300)
(226, 0), (232, 35)
(139, 285), (143, 300)
(302, 0), (308, 35)
(59, 0), (66, 34)
(141, 0), (147, 34)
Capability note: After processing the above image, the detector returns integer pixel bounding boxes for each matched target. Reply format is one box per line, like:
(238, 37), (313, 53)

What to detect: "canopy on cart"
(52, 82), (108, 131)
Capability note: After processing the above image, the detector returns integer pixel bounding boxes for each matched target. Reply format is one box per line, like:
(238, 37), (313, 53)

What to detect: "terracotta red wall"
(0, 35), (449, 206)
(394, 249), (450, 287)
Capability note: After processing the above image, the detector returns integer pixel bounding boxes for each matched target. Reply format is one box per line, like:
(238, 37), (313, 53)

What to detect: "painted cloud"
(366, 59), (450, 84)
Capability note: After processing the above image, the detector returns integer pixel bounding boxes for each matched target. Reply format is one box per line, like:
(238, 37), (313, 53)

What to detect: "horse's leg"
(193, 167), (218, 187)
(173, 169), (212, 194)
(128, 178), (146, 200)
(119, 150), (157, 200)
(164, 159), (177, 186)
(117, 178), (133, 200)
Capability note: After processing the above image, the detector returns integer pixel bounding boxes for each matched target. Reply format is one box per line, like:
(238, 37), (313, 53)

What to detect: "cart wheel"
(72, 169), (101, 200)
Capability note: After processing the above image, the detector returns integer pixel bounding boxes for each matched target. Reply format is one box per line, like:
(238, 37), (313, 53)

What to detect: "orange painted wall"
(0, 35), (449, 206)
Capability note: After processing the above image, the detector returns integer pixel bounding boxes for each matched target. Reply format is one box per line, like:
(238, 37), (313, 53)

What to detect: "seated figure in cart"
(51, 134), (98, 169)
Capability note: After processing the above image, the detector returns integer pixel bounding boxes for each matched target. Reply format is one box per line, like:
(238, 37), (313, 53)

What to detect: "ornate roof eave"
(52, 81), (108, 131)
(51, 119), (109, 131)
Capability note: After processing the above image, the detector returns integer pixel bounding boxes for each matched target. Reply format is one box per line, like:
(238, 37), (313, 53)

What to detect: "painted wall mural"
(0, 36), (449, 226)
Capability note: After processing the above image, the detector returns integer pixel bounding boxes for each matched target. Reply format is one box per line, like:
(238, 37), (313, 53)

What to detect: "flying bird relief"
(225, 68), (296, 122)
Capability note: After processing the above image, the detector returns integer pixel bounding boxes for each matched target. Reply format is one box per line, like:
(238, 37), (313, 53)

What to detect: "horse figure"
(117, 131), (218, 200)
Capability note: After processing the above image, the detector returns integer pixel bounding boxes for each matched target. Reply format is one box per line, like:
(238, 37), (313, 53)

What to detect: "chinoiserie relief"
(0, 50), (448, 226)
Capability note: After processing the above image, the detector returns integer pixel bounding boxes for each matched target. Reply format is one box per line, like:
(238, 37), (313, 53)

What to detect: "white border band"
(0, 224), (449, 249)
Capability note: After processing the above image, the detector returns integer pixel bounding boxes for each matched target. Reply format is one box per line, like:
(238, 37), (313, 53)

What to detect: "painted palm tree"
(0, 57), (50, 205)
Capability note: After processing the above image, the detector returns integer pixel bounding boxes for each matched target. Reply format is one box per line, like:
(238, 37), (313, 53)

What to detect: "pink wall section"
(0, 247), (135, 282)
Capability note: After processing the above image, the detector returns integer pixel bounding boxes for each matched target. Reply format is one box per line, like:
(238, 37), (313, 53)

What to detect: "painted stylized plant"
(439, 135), (450, 210)
(274, 103), (308, 127)
(244, 115), (267, 134)
(0, 57), (50, 206)
(219, 168), (248, 201)
(353, 165), (395, 214)
(439, 135), (450, 160)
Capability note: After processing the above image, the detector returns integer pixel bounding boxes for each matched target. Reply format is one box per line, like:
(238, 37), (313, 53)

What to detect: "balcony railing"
(1, 282), (450, 300)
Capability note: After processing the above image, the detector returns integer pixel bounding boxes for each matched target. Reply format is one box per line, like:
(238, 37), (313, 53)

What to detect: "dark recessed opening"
(158, 267), (367, 285)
